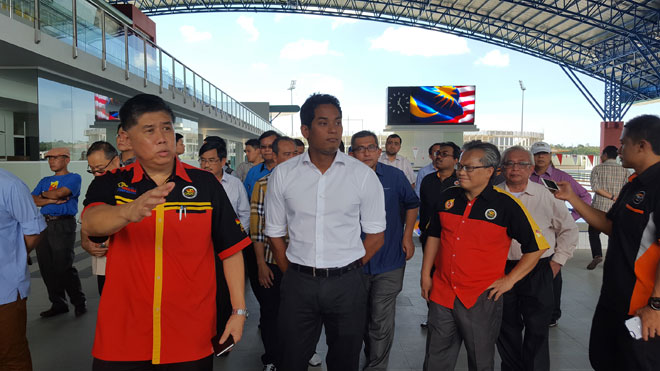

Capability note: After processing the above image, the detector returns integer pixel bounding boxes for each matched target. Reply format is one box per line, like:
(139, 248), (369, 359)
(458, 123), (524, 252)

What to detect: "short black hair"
(87, 141), (118, 160)
(386, 134), (402, 144)
(119, 94), (175, 131)
(259, 130), (281, 144)
(204, 136), (225, 145)
(339, 141), (345, 153)
(294, 139), (305, 149)
(272, 136), (296, 154)
(245, 138), (260, 149)
(300, 93), (342, 127)
(462, 140), (501, 169)
(437, 142), (461, 159)
(624, 114), (660, 155)
(175, 133), (183, 142)
(428, 142), (442, 155)
(199, 140), (227, 159)
(351, 130), (379, 148)
(602, 145), (619, 159)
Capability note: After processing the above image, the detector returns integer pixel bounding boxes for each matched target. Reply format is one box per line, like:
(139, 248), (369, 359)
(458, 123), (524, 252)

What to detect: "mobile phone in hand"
(541, 178), (559, 192)
(625, 316), (643, 340)
(214, 335), (235, 357)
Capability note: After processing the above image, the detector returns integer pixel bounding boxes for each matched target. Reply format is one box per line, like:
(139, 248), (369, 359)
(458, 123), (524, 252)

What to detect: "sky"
(152, 13), (659, 146)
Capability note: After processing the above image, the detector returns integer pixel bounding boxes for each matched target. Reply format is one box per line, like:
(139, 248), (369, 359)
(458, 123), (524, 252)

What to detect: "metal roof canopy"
(109, 0), (660, 122)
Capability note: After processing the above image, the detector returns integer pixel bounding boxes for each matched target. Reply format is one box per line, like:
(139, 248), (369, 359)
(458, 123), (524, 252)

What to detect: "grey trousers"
(363, 266), (405, 371)
(424, 291), (503, 371)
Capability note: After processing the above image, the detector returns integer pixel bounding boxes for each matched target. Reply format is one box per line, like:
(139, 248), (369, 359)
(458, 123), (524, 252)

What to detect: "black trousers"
(497, 258), (554, 371)
(92, 355), (213, 371)
(97, 275), (106, 296)
(253, 263), (283, 365)
(35, 218), (85, 309)
(589, 304), (660, 371)
(278, 267), (367, 371)
(588, 226), (603, 258)
(551, 271), (562, 322)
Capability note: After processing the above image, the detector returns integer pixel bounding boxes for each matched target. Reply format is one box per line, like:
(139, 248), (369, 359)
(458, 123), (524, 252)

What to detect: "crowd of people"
(1, 91), (659, 371)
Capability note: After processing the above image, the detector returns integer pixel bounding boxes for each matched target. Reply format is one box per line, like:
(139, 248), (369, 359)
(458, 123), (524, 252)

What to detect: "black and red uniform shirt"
(427, 185), (549, 309)
(82, 158), (250, 364)
(602, 161), (660, 316)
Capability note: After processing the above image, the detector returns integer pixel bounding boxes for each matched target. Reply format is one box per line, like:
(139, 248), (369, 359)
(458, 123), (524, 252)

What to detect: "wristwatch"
(232, 308), (249, 318)
(648, 297), (660, 310)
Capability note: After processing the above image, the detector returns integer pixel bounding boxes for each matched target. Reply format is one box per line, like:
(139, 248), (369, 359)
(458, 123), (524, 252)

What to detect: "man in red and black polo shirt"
(421, 141), (549, 371)
(82, 94), (251, 371)
(555, 114), (660, 371)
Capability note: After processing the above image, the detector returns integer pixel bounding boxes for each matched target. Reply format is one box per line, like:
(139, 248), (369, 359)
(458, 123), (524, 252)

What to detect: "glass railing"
(0, 0), (276, 134)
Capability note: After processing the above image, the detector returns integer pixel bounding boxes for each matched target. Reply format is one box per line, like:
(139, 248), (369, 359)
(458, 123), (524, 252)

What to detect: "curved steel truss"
(108, 0), (660, 120)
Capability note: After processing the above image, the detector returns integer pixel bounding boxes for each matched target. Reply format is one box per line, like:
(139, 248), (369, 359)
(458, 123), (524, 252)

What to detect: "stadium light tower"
(519, 80), (526, 136)
(288, 80), (297, 136)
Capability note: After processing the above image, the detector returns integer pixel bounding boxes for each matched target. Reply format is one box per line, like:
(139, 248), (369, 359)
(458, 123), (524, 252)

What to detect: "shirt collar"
(301, 150), (347, 167)
(534, 165), (554, 178)
(499, 181), (535, 196)
(632, 161), (660, 186)
(375, 162), (385, 176)
(130, 157), (192, 184)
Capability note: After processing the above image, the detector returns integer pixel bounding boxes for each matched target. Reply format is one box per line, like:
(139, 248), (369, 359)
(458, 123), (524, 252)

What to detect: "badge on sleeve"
(182, 186), (198, 199)
(445, 199), (455, 210)
(633, 191), (645, 204)
(485, 209), (497, 220)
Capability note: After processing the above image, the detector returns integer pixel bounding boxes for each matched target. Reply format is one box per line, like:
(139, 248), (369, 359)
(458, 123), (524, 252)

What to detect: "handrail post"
(183, 66), (186, 104)
(34, 0), (40, 44)
(124, 25), (129, 80)
(143, 37), (147, 87)
(192, 73), (196, 108)
(171, 56), (175, 99)
(158, 48), (163, 93)
(72, 0), (78, 58)
(101, 11), (106, 70)
(9, 0), (13, 19)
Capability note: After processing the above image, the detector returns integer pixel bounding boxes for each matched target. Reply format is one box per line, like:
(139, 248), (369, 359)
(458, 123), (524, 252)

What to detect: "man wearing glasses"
(495, 146), (578, 371)
(82, 141), (121, 295)
(421, 141), (548, 371)
(31, 147), (87, 317)
(244, 130), (281, 198)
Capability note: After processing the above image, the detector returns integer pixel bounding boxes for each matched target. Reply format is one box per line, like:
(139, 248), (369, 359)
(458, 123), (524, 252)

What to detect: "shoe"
(549, 319), (558, 327)
(40, 307), (69, 317)
(420, 321), (428, 328)
(587, 256), (603, 270)
(75, 304), (87, 317)
(308, 352), (322, 367)
(263, 364), (277, 371)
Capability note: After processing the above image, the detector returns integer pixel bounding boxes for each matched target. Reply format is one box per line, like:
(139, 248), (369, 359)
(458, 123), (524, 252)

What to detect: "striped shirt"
(590, 159), (629, 212)
(250, 173), (277, 264)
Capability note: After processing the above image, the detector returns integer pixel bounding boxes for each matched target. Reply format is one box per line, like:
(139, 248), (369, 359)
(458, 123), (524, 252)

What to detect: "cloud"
(237, 16), (259, 42)
(280, 40), (342, 60)
(179, 25), (211, 43)
(474, 50), (510, 67)
(369, 26), (469, 56)
(331, 18), (358, 30)
(251, 62), (269, 71)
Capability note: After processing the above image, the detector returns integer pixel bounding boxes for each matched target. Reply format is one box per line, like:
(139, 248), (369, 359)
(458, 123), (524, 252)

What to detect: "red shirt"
(427, 185), (549, 309)
(82, 159), (250, 364)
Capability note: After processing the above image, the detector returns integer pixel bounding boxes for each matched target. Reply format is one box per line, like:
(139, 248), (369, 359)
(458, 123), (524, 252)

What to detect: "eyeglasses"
(199, 157), (221, 164)
(455, 163), (491, 172)
(502, 161), (532, 169)
(87, 155), (117, 175)
(434, 151), (454, 158)
(352, 144), (379, 154)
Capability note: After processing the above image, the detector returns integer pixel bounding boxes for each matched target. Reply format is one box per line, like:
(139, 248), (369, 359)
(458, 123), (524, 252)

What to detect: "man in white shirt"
(495, 146), (578, 371)
(265, 93), (386, 371)
(379, 133), (416, 186)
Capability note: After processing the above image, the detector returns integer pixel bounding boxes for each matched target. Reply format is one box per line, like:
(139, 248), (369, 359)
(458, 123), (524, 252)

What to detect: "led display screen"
(387, 86), (475, 125)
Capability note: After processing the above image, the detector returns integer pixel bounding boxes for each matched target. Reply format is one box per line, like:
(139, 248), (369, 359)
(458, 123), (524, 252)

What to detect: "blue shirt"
(364, 163), (420, 275)
(31, 172), (81, 216)
(415, 162), (436, 197)
(0, 169), (47, 304)
(244, 163), (272, 199)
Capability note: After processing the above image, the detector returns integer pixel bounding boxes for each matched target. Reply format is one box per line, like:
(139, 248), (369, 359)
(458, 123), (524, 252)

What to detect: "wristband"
(232, 308), (249, 318)
(649, 297), (660, 311)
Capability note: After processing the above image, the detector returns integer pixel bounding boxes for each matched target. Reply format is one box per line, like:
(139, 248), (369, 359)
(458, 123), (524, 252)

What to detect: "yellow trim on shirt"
(493, 186), (551, 251)
(152, 204), (165, 364)
(115, 195), (135, 203)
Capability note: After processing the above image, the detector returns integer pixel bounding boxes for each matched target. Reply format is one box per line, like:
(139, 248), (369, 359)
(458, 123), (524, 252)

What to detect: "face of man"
(116, 127), (131, 152)
(245, 145), (260, 163)
(125, 111), (175, 169)
(296, 145), (305, 156)
(456, 149), (494, 193)
(502, 150), (533, 188)
(199, 148), (227, 178)
(434, 145), (458, 172)
(301, 104), (342, 155)
(385, 137), (401, 156)
(176, 138), (185, 155)
(259, 135), (278, 163)
(352, 136), (382, 170)
(47, 155), (70, 173)
(275, 140), (297, 164)
(618, 128), (640, 169)
(87, 151), (120, 176)
(533, 152), (552, 172)
(429, 145), (442, 168)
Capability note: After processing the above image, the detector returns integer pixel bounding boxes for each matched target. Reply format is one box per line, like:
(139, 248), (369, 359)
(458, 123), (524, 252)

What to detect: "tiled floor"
(26, 232), (605, 370)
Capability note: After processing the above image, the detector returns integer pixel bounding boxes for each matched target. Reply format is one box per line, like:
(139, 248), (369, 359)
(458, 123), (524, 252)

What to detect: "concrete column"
(600, 121), (623, 152)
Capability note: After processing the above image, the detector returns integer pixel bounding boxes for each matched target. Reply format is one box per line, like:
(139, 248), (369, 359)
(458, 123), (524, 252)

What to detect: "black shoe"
(420, 321), (428, 328)
(40, 307), (69, 317)
(549, 319), (558, 327)
(74, 304), (87, 317)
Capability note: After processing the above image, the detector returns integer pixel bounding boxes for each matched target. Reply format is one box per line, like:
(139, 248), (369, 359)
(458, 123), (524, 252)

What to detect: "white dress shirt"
(496, 181), (579, 265)
(220, 172), (250, 233)
(378, 153), (415, 184)
(265, 151), (386, 268)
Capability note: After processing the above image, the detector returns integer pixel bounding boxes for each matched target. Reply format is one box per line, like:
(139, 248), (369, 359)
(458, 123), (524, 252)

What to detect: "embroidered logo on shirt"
(182, 186), (198, 199)
(235, 218), (245, 233)
(485, 209), (497, 220)
(454, 180), (460, 186)
(117, 181), (137, 194)
(445, 199), (455, 210)
(48, 181), (59, 190)
(633, 191), (645, 204)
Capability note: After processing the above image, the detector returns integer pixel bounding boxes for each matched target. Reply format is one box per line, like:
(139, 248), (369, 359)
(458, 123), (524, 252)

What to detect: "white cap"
(531, 142), (552, 154)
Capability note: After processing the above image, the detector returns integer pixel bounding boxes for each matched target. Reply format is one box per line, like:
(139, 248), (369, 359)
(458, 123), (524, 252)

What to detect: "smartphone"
(541, 178), (559, 192)
(625, 316), (643, 340)
(214, 335), (235, 357)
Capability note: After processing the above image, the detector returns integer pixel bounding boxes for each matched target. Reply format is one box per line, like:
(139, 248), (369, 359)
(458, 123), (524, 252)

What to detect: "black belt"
(290, 259), (362, 278)
(44, 215), (75, 222)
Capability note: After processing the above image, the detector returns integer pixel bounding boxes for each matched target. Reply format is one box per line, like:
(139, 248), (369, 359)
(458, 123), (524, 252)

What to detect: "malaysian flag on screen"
(409, 85), (476, 124)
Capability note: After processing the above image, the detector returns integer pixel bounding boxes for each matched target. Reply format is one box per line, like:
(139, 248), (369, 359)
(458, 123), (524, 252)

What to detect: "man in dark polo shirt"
(81, 94), (250, 370)
(421, 141), (549, 371)
(554, 114), (660, 371)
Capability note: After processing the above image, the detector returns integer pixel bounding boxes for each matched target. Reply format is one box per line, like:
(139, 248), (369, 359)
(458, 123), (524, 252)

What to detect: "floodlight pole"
(288, 80), (296, 136)
(519, 80), (526, 136)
